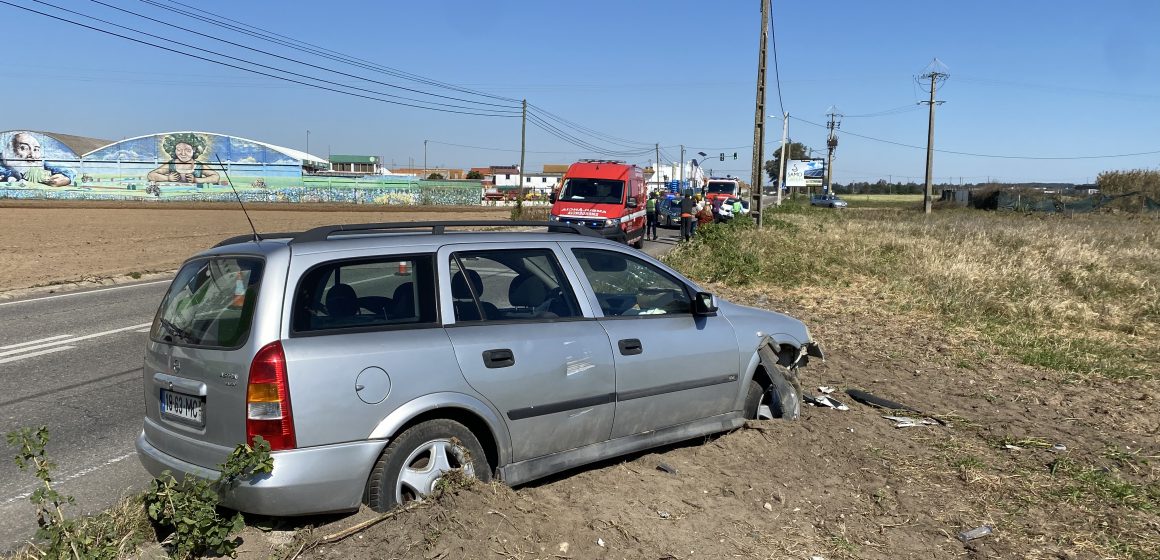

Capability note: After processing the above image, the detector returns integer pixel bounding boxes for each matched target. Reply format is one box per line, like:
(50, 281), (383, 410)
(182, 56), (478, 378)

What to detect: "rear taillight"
(247, 341), (296, 451)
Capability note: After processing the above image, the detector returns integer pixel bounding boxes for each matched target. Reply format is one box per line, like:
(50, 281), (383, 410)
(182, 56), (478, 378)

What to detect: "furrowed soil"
(1, 202), (1155, 560)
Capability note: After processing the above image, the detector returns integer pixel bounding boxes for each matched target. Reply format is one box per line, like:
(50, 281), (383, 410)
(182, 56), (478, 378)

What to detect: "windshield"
(151, 256), (264, 348)
(706, 181), (738, 194)
(558, 178), (625, 204)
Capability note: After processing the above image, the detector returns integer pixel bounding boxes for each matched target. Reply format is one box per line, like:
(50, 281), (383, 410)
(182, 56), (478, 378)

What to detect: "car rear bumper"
(136, 430), (387, 516)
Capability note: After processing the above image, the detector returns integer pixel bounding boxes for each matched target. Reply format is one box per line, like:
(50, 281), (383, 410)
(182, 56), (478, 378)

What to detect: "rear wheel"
(365, 419), (491, 512)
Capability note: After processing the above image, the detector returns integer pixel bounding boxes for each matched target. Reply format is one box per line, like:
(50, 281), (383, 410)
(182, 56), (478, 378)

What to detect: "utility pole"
(920, 60), (948, 214)
(776, 112), (788, 207)
(750, 0), (770, 228)
(306, 130), (310, 156)
(423, 139), (427, 178)
(655, 143), (661, 192)
(825, 107), (841, 197)
(679, 144), (685, 194)
(518, 99), (527, 212)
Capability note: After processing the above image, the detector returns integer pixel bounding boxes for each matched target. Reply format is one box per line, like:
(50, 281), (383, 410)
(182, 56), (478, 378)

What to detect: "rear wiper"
(158, 318), (194, 342)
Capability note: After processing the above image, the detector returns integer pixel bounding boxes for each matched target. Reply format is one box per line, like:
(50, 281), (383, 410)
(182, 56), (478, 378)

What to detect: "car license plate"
(160, 389), (204, 426)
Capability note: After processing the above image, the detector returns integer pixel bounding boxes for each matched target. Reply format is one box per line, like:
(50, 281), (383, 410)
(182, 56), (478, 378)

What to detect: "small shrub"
(6, 427), (152, 559)
(144, 436), (273, 559)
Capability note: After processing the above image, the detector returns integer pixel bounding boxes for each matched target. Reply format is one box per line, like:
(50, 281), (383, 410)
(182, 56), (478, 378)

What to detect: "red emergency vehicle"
(704, 177), (742, 204)
(548, 160), (647, 248)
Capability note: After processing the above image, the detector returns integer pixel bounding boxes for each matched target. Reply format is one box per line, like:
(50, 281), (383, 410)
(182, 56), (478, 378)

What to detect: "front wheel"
(365, 419), (491, 511)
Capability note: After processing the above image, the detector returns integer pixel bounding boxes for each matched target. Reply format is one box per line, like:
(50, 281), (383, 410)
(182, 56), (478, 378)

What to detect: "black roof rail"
(213, 231), (304, 248)
(578, 159), (626, 164)
(289, 220), (601, 244)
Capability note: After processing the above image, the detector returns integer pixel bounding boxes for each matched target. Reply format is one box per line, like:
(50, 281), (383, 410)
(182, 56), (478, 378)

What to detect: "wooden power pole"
(921, 62), (947, 214)
(518, 98), (527, 212)
(750, 0), (770, 228)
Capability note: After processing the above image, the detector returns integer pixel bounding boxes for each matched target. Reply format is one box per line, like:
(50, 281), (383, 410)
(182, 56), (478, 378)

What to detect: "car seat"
(391, 282), (415, 320)
(509, 274), (569, 318)
(451, 269), (499, 321)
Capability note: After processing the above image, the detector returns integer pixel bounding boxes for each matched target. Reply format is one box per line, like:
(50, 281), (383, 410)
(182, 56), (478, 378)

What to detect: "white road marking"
(0, 346), (75, 364)
(0, 323), (152, 358)
(0, 279), (170, 307)
(2, 451), (138, 505)
(0, 334), (73, 350)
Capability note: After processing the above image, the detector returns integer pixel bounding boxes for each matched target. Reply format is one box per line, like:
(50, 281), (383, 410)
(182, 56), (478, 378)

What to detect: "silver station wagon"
(136, 221), (822, 515)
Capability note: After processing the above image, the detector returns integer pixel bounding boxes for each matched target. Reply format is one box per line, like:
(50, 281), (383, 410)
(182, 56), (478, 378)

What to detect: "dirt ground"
(0, 201), (511, 296)
(2, 202), (1155, 559)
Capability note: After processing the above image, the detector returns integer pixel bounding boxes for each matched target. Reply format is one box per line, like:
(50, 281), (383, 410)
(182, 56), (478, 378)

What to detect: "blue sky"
(7, 0), (1159, 184)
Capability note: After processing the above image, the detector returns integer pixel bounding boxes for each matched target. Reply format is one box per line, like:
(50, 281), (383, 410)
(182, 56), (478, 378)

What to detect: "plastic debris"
(1003, 444), (1022, 451)
(883, 415), (939, 428)
(1050, 443), (1067, 453)
(656, 462), (678, 475)
(817, 386), (835, 394)
(762, 502), (773, 511)
(597, 538), (605, 547)
(958, 525), (993, 542)
(805, 394), (849, 411)
(658, 510), (671, 519)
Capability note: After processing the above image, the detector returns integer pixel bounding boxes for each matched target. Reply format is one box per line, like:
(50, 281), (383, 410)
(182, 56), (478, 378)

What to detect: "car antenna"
(215, 154), (260, 243)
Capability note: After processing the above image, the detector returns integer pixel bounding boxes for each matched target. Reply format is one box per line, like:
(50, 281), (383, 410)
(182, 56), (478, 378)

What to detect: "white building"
(491, 165), (520, 187)
(520, 172), (562, 196)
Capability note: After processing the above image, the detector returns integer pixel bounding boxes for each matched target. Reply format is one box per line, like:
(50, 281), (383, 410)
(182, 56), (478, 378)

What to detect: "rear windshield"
(151, 257), (264, 348)
(558, 178), (625, 204)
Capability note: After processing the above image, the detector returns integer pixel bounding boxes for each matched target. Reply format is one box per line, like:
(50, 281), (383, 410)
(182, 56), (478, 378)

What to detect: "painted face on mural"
(12, 133), (43, 163)
(174, 142), (195, 163)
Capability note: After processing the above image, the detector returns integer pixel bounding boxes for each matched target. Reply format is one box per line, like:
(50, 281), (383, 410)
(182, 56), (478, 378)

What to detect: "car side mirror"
(549, 192), (557, 203)
(693, 291), (718, 316)
(627, 197), (638, 208)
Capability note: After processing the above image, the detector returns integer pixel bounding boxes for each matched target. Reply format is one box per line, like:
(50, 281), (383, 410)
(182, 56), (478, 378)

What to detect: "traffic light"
(719, 152), (725, 161)
(733, 152), (738, 160)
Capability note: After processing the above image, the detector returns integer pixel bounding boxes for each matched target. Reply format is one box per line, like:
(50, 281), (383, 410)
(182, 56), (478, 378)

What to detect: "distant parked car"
(656, 196), (684, 228)
(810, 194), (847, 208)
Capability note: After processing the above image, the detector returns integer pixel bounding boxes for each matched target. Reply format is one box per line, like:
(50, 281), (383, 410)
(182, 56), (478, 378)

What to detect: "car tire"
(365, 419), (491, 512)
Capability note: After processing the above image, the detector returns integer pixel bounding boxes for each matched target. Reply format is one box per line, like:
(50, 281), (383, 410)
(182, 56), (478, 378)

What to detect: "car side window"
(449, 249), (580, 322)
(292, 255), (437, 334)
(572, 249), (691, 317)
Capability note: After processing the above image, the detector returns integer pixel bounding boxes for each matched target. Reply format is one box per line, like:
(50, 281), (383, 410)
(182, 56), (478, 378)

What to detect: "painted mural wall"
(0, 131), (483, 205)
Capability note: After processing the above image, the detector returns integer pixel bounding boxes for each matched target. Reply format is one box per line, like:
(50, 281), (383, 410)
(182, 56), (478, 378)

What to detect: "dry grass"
(669, 208), (1160, 381)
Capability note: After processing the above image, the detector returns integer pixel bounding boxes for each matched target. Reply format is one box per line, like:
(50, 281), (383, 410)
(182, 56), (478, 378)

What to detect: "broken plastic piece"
(804, 395), (848, 410)
(817, 386), (835, 394)
(883, 415), (938, 428)
(958, 525), (993, 542)
(656, 462), (678, 475)
(1050, 443), (1067, 453)
(846, 389), (921, 413)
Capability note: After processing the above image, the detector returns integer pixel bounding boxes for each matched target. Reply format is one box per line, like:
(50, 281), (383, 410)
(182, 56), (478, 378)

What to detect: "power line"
(843, 103), (922, 118)
(527, 104), (655, 148)
(427, 140), (627, 155)
(142, 0), (521, 104)
(789, 116), (1160, 160)
(768, 3), (785, 116)
(6, 1), (519, 117)
(90, 0), (519, 111)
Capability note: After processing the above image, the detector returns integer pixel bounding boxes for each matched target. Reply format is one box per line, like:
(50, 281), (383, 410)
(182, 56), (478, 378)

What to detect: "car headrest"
(509, 274), (549, 308)
(325, 283), (358, 319)
(451, 269), (484, 299)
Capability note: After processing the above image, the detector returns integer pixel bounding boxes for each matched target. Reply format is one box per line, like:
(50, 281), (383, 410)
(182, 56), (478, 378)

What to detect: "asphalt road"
(0, 222), (682, 552)
(0, 280), (169, 552)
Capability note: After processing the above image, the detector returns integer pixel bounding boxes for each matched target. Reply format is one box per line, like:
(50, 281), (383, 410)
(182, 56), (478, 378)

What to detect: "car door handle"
(618, 338), (643, 356)
(482, 349), (515, 369)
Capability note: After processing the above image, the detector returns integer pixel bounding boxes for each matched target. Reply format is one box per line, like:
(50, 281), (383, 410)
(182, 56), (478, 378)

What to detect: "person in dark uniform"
(679, 194), (695, 242)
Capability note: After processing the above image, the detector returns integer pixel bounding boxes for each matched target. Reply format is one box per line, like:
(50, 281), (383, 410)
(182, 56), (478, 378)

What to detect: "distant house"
(490, 165), (520, 188)
(390, 167), (466, 180)
(329, 155), (384, 175)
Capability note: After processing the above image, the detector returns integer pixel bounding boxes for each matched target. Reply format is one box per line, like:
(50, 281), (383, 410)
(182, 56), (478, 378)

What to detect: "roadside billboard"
(786, 159), (825, 187)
